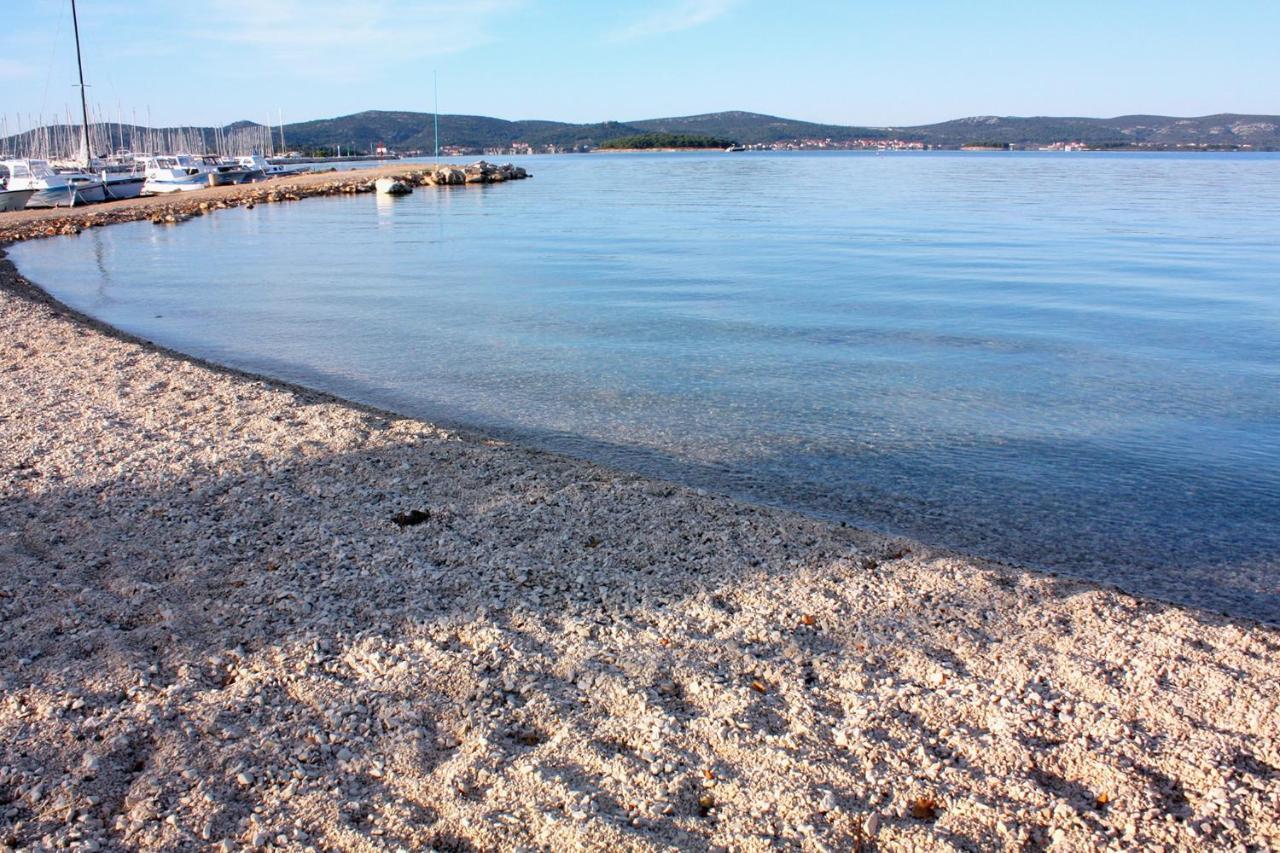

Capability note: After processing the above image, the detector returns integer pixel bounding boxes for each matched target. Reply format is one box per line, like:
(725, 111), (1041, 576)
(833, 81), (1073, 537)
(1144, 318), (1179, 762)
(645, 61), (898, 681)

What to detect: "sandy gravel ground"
(1, 225), (1279, 851)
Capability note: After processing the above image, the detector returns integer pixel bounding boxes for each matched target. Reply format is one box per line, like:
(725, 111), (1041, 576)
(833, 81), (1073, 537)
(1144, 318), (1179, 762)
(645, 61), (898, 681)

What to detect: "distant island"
(4, 110), (1277, 159)
(597, 132), (735, 151)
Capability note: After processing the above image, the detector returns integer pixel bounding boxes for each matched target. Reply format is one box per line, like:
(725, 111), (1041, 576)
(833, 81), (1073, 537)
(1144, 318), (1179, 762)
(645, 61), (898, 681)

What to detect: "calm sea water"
(11, 151), (1280, 621)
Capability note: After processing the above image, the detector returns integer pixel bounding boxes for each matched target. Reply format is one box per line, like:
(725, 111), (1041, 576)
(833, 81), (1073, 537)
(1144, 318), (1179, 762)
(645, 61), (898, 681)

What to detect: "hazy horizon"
(1, 0), (1276, 133)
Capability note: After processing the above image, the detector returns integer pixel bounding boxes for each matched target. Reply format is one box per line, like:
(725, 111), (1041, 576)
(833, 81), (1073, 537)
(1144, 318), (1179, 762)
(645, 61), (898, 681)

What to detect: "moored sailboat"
(51, 0), (144, 203)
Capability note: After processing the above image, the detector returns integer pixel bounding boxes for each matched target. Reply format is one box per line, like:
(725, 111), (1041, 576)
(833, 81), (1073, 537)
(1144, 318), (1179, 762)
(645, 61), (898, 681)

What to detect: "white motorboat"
(140, 155), (217, 193)
(226, 157), (265, 183)
(1, 159), (105, 207)
(197, 155), (253, 186)
(0, 187), (36, 212)
(234, 154), (311, 180)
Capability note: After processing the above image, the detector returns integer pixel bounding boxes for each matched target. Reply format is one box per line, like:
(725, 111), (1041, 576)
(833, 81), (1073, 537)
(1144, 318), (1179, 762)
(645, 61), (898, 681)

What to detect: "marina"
(0, 0), (309, 211)
(0, 151), (311, 208)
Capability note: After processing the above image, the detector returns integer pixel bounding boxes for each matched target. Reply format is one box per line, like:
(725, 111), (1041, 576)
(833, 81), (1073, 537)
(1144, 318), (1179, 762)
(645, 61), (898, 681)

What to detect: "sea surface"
(11, 151), (1280, 621)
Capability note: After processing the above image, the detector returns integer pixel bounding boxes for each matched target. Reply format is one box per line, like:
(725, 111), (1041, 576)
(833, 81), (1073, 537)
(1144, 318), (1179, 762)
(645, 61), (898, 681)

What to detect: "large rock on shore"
(374, 178), (412, 196)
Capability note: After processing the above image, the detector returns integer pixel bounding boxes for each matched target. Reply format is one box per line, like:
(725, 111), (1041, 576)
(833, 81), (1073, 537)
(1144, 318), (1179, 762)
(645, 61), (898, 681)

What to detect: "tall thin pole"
(433, 70), (439, 164)
(70, 0), (93, 165)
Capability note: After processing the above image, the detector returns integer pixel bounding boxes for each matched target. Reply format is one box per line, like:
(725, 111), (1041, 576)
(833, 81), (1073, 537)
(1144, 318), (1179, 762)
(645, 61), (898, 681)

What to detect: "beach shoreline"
(1, 177), (1278, 850)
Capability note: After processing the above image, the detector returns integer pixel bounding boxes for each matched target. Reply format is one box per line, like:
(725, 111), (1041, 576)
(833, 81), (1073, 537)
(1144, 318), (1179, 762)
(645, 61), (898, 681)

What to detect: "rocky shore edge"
(0, 161), (529, 242)
(1, 173), (1278, 851)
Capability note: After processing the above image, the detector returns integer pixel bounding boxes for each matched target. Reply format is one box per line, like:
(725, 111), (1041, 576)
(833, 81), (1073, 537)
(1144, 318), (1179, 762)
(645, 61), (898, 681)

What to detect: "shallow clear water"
(11, 151), (1280, 621)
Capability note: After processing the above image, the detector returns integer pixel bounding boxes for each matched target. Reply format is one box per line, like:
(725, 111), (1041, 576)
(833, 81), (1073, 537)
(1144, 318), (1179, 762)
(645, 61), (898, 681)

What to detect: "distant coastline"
(591, 147), (730, 154)
(4, 110), (1276, 163)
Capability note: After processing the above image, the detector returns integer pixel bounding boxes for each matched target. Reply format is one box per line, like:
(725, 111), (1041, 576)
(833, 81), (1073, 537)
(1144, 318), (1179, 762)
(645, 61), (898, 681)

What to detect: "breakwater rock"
(438, 161), (530, 185)
(374, 178), (413, 196)
(0, 162), (531, 244)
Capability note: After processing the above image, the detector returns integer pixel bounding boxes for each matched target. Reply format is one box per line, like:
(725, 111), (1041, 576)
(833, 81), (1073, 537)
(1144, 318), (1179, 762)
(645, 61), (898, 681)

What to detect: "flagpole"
(433, 70), (439, 164)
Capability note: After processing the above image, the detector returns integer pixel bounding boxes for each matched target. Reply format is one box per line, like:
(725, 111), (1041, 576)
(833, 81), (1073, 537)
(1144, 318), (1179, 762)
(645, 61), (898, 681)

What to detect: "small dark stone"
(392, 509), (431, 527)
(511, 726), (545, 746)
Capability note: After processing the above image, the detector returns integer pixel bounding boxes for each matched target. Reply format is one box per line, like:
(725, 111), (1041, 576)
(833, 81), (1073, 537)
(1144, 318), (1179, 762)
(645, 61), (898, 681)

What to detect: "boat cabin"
(143, 155), (202, 175)
(1, 159), (58, 180)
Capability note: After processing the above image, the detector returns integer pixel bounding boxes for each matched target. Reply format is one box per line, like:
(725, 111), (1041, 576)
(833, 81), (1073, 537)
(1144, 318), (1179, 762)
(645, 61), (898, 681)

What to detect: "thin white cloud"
(198, 0), (523, 75)
(611, 0), (739, 41)
(0, 58), (34, 81)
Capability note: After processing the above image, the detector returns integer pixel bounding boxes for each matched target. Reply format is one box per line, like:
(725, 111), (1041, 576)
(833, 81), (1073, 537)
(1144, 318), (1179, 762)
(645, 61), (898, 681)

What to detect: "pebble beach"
(2, 173), (1278, 851)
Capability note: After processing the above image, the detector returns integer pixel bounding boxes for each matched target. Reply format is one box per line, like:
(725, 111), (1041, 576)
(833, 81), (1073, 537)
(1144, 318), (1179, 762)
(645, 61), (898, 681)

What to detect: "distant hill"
(897, 113), (1280, 148)
(4, 110), (1278, 156)
(598, 133), (736, 150)
(279, 110), (1280, 150)
(626, 111), (890, 144)
(280, 111), (647, 152)
(273, 110), (888, 151)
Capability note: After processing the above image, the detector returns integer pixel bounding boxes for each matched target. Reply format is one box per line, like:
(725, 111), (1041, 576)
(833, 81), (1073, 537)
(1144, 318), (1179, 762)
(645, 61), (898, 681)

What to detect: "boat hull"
(141, 179), (207, 195)
(23, 183), (106, 208)
(271, 165), (311, 177)
(0, 188), (36, 212)
(207, 169), (253, 187)
(101, 176), (146, 201)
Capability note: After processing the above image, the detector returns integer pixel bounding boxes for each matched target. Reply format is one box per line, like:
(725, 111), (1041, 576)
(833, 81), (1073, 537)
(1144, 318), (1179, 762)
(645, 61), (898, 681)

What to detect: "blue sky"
(2, 0), (1276, 132)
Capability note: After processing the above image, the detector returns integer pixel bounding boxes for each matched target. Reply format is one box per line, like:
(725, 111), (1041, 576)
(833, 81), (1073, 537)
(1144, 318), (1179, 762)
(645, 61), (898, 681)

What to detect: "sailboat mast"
(70, 0), (93, 165)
